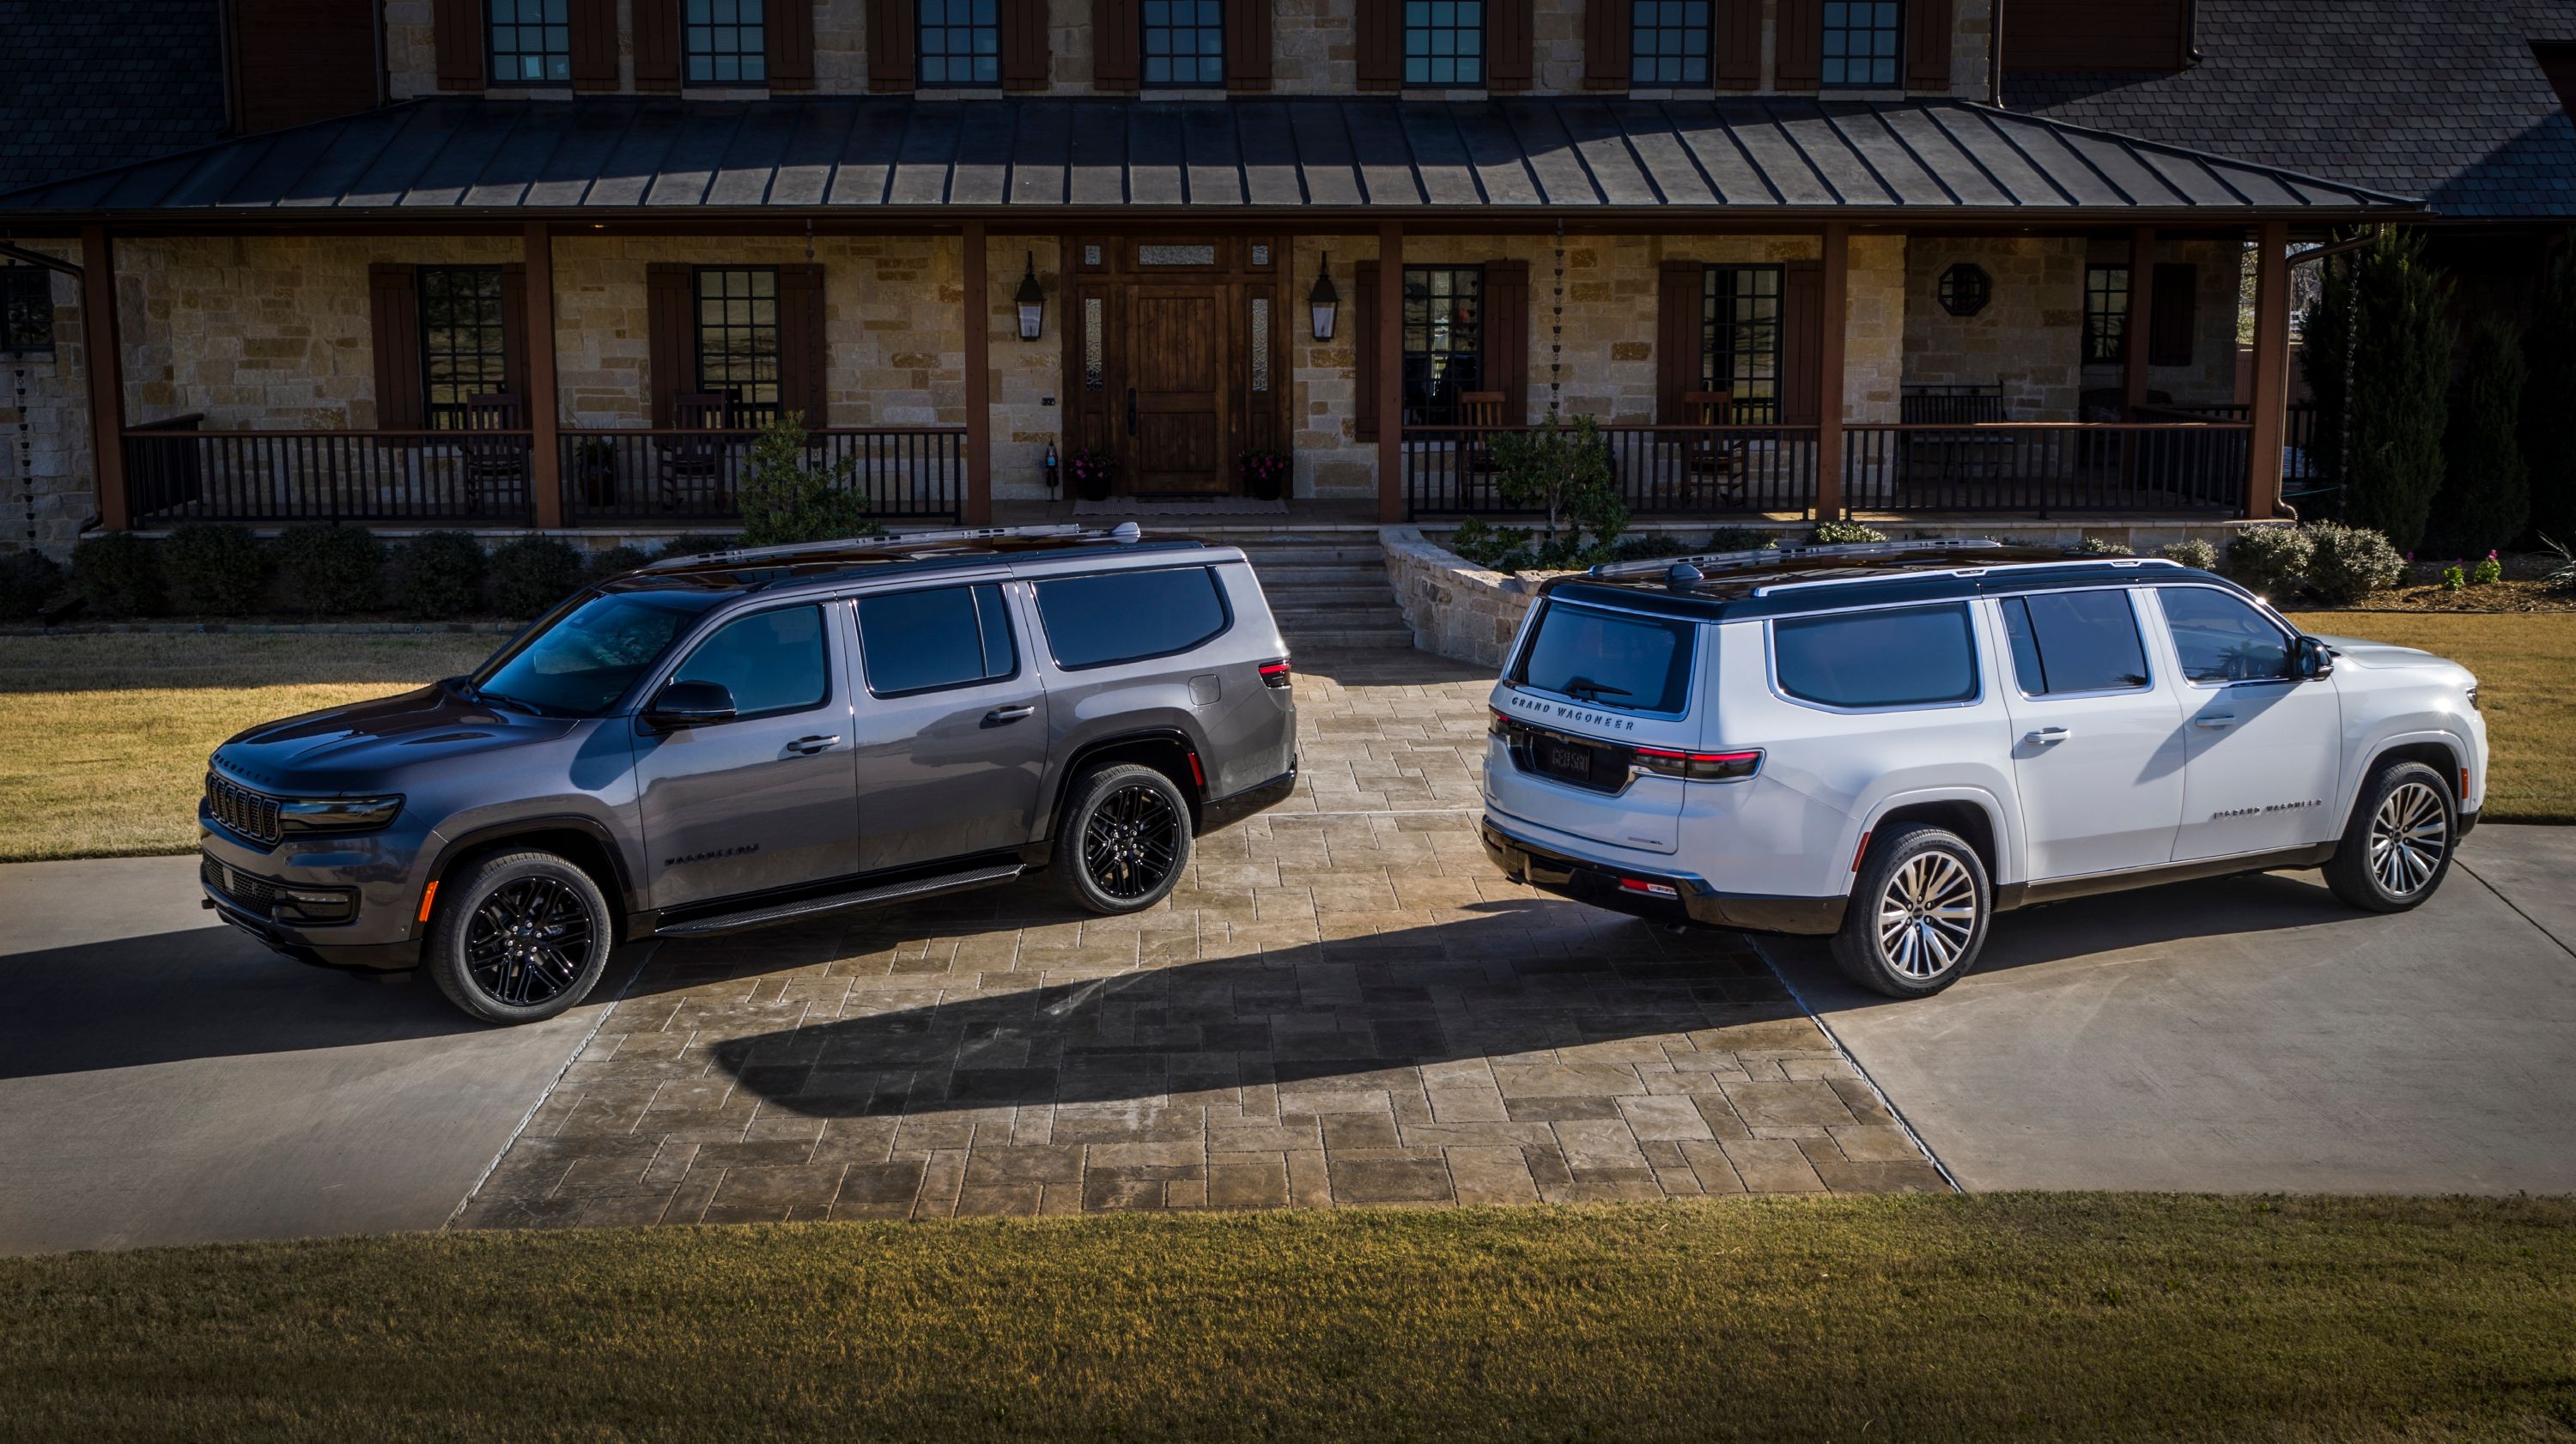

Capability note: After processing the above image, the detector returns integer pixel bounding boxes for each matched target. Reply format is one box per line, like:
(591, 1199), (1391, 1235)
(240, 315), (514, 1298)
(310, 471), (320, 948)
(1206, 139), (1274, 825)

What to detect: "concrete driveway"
(1760, 825), (2576, 1195)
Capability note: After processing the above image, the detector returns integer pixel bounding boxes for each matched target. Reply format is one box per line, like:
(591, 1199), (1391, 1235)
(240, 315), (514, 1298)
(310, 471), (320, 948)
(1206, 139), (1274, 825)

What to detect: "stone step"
(1261, 584), (1398, 607)
(1237, 545), (1388, 567)
(1273, 604), (1410, 625)
(1247, 564), (1392, 588)
(1275, 626), (1419, 650)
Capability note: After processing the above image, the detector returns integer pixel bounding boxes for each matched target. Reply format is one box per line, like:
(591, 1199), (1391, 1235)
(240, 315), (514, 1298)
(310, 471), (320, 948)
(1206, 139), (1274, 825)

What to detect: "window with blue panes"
(1630, 0), (1708, 85)
(920, 0), (1000, 84)
(488, 0), (571, 83)
(1820, 0), (1900, 88)
(684, 0), (767, 82)
(1403, 0), (1484, 86)
(1143, 0), (1224, 85)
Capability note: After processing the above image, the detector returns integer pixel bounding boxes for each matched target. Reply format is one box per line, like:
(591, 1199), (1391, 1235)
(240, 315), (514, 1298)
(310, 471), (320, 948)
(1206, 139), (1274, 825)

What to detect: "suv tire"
(1832, 823), (1990, 999)
(2324, 759), (2456, 913)
(1056, 762), (1194, 915)
(426, 850), (615, 1025)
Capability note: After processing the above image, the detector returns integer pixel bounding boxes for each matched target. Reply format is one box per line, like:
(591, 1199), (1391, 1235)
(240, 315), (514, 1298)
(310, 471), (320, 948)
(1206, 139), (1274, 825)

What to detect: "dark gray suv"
(198, 524), (1298, 1023)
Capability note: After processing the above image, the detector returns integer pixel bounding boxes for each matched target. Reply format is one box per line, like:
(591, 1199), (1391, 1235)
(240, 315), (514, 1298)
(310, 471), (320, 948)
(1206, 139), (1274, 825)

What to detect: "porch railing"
(1841, 421), (2250, 513)
(1402, 424), (1820, 519)
(122, 422), (535, 525)
(559, 428), (964, 524)
(2161, 401), (2321, 482)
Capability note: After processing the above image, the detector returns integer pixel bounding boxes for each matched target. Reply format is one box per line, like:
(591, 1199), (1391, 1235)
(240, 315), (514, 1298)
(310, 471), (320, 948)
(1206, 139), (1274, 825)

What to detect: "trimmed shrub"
(2158, 538), (2221, 572)
(393, 531), (487, 619)
(488, 536), (586, 619)
(585, 544), (653, 583)
(161, 524), (270, 616)
(2303, 520), (2406, 605)
(2301, 228), (2455, 551)
(655, 533), (739, 561)
(276, 525), (385, 615)
(2433, 312), (2530, 556)
(1447, 518), (1536, 571)
(0, 549), (64, 622)
(1809, 520), (1888, 544)
(2073, 536), (2136, 556)
(2227, 525), (2313, 599)
(1700, 527), (1779, 552)
(1607, 534), (1692, 563)
(71, 532), (163, 617)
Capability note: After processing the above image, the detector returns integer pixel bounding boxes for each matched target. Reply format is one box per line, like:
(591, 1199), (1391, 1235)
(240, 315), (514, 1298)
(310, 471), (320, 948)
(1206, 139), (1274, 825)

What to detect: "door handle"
(983, 704), (1036, 725)
(2196, 713), (2238, 729)
(1126, 387), (1138, 437)
(2026, 726), (2070, 745)
(785, 735), (844, 755)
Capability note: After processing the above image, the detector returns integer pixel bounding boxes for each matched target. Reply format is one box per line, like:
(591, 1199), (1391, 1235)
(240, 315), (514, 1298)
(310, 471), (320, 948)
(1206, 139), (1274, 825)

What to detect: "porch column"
(1376, 221), (1403, 524)
(2245, 221), (2292, 519)
(79, 226), (128, 531)
(963, 221), (993, 525)
(2121, 227), (2155, 416)
(1812, 222), (1849, 522)
(522, 222), (563, 530)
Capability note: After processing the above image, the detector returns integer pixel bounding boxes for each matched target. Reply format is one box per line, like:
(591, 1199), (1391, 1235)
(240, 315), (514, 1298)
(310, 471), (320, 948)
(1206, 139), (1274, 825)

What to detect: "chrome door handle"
(2195, 713), (2238, 729)
(2026, 726), (2070, 745)
(984, 705), (1036, 724)
(786, 735), (843, 755)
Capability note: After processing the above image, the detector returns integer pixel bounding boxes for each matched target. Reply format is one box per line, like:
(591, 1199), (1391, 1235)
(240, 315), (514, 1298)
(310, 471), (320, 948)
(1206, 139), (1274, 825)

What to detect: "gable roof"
(2006, 0), (2576, 218)
(0, 0), (229, 195)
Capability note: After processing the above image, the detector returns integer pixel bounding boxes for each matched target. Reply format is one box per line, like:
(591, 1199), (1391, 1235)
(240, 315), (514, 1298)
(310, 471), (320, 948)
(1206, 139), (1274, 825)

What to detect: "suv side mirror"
(2294, 636), (2335, 680)
(646, 679), (738, 727)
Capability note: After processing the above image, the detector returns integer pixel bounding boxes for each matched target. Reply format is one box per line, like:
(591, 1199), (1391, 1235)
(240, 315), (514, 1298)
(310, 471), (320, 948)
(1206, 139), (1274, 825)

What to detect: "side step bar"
(653, 862), (1025, 937)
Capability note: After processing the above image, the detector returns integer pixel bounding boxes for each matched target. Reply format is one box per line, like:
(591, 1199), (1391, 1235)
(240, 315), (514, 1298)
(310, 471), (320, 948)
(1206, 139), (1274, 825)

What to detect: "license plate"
(1539, 740), (1593, 781)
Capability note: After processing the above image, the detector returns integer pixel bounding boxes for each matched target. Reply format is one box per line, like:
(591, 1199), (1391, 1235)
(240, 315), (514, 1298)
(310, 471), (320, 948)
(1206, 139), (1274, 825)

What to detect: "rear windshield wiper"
(1562, 676), (1633, 702)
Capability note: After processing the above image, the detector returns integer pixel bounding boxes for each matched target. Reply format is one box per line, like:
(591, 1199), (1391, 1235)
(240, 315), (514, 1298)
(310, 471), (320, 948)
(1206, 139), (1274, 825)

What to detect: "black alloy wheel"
(1084, 782), (1182, 901)
(465, 874), (596, 1008)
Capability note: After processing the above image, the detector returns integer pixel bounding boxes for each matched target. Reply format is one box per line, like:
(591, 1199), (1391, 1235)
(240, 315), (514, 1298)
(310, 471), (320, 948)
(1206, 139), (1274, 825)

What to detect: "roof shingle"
(0, 0), (228, 194)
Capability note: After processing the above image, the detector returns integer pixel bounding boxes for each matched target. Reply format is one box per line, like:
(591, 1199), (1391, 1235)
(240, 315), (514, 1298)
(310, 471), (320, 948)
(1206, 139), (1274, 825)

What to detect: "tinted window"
(2000, 592), (2152, 695)
(471, 589), (724, 716)
(1035, 567), (1230, 670)
(2160, 587), (2294, 684)
(1511, 602), (1696, 714)
(671, 605), (829, 716)
(1774, 604), (1978, 709)
(858, 584), (1018, 695)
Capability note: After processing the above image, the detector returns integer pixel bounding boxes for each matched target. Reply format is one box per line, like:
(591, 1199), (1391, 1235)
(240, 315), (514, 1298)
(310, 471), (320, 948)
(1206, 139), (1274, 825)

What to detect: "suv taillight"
(1260, 660), (1292, 689)
(1489, 707), (1510, 738)
(1631, 747), (1762, 783)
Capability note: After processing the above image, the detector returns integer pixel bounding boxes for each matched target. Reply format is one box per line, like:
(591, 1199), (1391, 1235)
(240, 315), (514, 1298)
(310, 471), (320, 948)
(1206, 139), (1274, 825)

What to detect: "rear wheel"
(426, 850), (614, 1025)
(2324, 760), (2456, 913)
(1055, 762), (1193, 915)
(1831, 823), (1990, 999)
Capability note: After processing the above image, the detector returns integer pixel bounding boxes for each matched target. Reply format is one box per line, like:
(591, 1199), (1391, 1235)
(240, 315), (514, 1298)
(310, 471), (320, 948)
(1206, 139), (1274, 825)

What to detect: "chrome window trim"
(1763, 599), (1986, 716)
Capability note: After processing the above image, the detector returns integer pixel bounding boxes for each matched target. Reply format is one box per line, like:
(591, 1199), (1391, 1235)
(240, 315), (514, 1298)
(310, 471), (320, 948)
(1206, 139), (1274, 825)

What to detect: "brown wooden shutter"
(369, 265), (424, 430)
(867, 0), (917, 90)
(769, 0), (818, 89)
(568, 0), (619, 91)
(999, 0), (1049, 89)
(1487, 0), (1534, 90)
(1356, 0), (1402, 91)
(1583, 0), (1630, 90)
(1775, 0), (1821, 89)
(2150, 262), (2196, 367)
(499, 264), (532, 405)
(647, 264), (695, 429)
(1656, 259), (1701, 423)
(1779, 259), (1823, 426)
(1353, 259), (1380, 441)
(1713, 0), (1759, 88)
(432, 0), (485, 89)
(228, 0), (381, 130)
(634, 0), (682, 89)
(776, 264), (829, 426)
(1093, 0), (1139, 90)
(1225, 0), (1273, 90)
(1905, 0), (1952, 90)
(1484, 260), (1529, 422)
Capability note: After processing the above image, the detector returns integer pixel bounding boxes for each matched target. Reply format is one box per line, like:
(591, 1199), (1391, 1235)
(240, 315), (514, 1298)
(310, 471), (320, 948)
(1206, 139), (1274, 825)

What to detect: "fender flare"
(2340, 726), (2474, 821)
(419, 812), (642, 918)
(1034, 725), (1210, 843)
(1843, 785), (2021, 888)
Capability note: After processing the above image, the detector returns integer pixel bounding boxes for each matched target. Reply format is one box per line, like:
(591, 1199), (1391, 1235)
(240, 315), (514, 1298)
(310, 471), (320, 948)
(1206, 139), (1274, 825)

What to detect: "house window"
(1700, 266), (1783, 422)
(1143, 0), (1224, 85)
(1402, 266), (1482, 424)
(488, 0), (572, 84)
(1404, 0), (1484, 87)
(1630, 0), (1709, 85)
(1820, 1), (1900, 88)
(685, 0), (767, 83)
(419, 267), (510, 429)
(695, 267), (781, 423)
(2083, 264), (2128, 363)
(0, 268), (52, 357)
(920, 0), (1000, 85)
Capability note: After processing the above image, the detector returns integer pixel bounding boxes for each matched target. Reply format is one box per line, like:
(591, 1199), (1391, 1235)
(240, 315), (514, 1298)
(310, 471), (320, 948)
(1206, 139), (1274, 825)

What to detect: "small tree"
(2300, 229), (2455, 553)
(2522, 241), (2576, 548)
(2432, 312), (2531, 556)
(736, 412), (881, 548)
(1484, 413), (1627, 566)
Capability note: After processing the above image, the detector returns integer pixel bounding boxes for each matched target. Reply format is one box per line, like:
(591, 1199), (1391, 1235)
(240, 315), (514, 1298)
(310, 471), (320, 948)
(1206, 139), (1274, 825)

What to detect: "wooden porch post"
(2245, 221), (2292, 520)
(523, 222), (563, 529)
(963, 221), (993, 525)
(2121, 227), (2156, 416)
(1376, 221), (1403, 524)
(79, 226), (129, 531)
(1813, 222), (1849, 522)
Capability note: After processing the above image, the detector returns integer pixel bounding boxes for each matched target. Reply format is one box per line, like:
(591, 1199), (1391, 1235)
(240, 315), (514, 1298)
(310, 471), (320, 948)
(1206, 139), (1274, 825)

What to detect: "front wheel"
(2323, 760), (2456, 913)
(426, 850), (615, 1025)
(1831, 823), (1990, 999)
(1055, 762), (1194, 914)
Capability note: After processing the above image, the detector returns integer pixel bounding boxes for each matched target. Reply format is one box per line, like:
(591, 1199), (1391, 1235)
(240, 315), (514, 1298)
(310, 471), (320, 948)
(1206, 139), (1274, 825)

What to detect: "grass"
(2287, 610), (2576, 824)
(2, 1195), (2571, 1442)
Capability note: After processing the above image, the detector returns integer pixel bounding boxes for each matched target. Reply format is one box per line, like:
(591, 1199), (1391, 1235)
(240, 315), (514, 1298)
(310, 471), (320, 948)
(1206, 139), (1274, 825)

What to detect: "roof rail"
(641, 520), (1141, 572)
(1587, 538), (2002, 581)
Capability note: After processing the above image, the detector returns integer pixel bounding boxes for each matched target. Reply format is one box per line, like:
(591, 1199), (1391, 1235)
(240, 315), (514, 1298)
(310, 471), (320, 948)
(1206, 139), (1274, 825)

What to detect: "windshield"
(1510, 601), (1698, 714)
(468, 590), (728, 716)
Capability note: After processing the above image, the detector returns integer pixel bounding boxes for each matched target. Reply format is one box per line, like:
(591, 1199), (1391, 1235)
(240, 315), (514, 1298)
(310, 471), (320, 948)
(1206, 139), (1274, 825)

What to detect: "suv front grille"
(201, 855), (282, 909)
(205, 773), (283, 844)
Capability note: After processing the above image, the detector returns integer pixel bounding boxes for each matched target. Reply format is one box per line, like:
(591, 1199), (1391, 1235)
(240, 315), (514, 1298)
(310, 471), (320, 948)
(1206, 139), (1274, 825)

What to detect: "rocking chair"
(459, 392), (529, 517)
(1679, 390), (1748, 507)
(658, 392), (730, 513)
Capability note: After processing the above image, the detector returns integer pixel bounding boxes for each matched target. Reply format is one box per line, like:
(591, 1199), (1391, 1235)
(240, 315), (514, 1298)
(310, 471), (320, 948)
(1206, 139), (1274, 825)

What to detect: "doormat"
(1071, 496), (1291, 517)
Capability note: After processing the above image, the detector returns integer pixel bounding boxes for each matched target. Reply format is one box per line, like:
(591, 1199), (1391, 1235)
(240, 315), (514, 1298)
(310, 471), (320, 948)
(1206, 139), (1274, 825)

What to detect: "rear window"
(1773, 603), (1978, 710)
(857, 584), (1018, 697)
(2000, 591), (2150, 695)
(1033, 567), (1231, 670)
(1511, 601), (1697, 714)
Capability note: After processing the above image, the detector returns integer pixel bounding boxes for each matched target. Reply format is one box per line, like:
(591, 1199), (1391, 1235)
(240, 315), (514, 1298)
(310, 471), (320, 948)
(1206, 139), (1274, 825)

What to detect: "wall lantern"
(1309, 253), (1340, 342)
(1014, 253), (1046, 342)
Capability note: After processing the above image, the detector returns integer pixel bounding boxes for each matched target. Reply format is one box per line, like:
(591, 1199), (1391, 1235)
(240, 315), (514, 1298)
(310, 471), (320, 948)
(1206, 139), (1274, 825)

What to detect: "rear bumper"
(1203, 761), (1298, 833)
(1480, 817), (1846, 936)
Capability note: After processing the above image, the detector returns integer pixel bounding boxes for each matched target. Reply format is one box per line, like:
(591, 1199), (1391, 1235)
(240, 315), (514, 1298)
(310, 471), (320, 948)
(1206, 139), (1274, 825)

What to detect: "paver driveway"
(459, 651), (1942, 1228)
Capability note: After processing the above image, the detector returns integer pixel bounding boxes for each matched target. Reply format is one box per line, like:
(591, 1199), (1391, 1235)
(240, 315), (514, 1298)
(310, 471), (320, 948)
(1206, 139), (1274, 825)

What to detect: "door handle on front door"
(983, 705), (1036, 725)
(2196, 713), (2238, 729)
(785, 735), (843, 755)
(2026, 726), (2070, 745)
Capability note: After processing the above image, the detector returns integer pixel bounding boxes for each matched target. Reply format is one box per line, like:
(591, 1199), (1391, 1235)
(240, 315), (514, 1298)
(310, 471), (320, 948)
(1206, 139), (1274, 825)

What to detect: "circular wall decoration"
(1937, 264), (1993, 317)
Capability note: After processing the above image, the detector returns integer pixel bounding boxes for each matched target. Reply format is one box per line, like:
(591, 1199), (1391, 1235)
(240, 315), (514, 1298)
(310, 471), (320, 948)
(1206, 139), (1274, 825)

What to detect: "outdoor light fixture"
(1309, 253), (1339, 342)
(1042, 440), (1060, 494)
(1015, 253), (1046, 342)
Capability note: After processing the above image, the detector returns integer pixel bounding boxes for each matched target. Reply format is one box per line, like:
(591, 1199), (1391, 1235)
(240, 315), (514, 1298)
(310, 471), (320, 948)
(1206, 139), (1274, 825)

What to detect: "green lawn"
(3, 1195), (2569, 1442)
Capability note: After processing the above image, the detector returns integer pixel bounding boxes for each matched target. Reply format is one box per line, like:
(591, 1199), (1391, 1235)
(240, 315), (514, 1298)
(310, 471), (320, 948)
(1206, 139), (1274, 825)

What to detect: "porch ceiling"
(0, 95), (2421, 227)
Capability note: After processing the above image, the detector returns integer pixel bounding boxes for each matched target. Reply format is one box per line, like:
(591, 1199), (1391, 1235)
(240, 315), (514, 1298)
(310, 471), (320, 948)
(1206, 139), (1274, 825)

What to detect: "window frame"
(661, 601), (836, 723)
(917, 0), (1002, 88)
(0, 266), (54, 358)
(690, 265), (782, 426)
(2152, 584), (2303, 689)
(1031, 566), (1236, 672)
(1401, 264), (1485, 427)
(683, 0), (769, 85)
(854, 582), (1025, 699)
(1402, 0), (1487, 88)
(1819, 0), (1903, 89)
(1995, 588), (2155, 700)
(1766, 600), (1984, 714)
(2082, 264), (2129, 365)
(1140, 0), (1226, 87)
(417, 265), (512, 431)
(1628, 0), (1710, 86)
(1698, 264), (1784, 424)
(486, 0), (574, 87)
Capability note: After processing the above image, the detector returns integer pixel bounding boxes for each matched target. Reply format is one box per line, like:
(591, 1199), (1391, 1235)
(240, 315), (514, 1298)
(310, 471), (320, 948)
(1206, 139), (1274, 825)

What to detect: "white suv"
(1480, 542), (2488, 998)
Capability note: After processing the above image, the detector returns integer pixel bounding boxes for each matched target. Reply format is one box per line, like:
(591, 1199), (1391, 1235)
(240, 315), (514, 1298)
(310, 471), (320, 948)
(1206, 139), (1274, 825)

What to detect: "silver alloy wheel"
(2369, 780), (2449, 898)
(1875, 852), (1978, 980)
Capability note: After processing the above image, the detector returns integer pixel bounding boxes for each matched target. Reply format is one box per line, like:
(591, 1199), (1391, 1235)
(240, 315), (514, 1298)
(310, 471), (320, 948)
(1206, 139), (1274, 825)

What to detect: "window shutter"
(1353, 259), (1380, 441)
(1905, 0), (1952, 90)
(1485, 260), (1529, 423)
(999, 0), (1049, 88)
(776, 264), (829, 426)
(634, 0), (682, 90)
(499, 264), (532, 405)
(1774, 0), (1821, 89)
(769, 0), (818, 89)
(2150, 262), (2196, 367)
(1583, 0), (1629, 89)
(647, 264), (695, 429)
(369, 264), (424, 430)
(432, 0), (484, 90)
(1092, 0), (1139, 90)
(568, 0), (619, 90)
(1487, 0), (1534, 90)
(1780, 259), (1823, 426)
(1225, 0), (1273, 90)
(867, 0), (917, 90)
(1656, 259), (1701, 423)
(1713, 0), (1759, 88)
(1355, 0), (1402, 91)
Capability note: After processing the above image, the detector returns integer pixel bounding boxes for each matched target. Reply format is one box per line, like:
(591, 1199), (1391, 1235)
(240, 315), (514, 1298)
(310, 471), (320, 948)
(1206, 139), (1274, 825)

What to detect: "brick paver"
(458, 650), (1944, 1229)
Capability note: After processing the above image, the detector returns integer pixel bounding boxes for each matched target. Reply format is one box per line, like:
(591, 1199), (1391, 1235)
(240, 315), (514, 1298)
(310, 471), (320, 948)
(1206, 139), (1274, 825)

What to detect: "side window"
(2160, 587), (2295, 684)
(671, 604), (829, 717)
(1999, 592), (2152, 695)
(857, 584), (1018, 696)
(1033, 567), (1230, 670)
(1773, 603), (1978, 710)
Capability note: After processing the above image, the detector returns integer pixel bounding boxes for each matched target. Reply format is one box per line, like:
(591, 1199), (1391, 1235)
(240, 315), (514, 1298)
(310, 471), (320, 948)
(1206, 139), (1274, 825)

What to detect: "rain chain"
(1548, 218), (1565, 416)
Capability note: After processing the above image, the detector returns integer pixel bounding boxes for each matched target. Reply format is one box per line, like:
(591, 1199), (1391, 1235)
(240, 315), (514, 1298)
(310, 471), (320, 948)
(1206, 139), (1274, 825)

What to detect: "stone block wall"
(2, 246), (92, 554)
(1382, 525), (1534, 667)
(1901, 236), (2086, 420)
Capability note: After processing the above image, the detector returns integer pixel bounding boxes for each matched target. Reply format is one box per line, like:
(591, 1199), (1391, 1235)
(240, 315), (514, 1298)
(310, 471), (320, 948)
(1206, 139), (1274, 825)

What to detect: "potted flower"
(1238, 447), (1290, 501)
(1069, 447), (1117, 501)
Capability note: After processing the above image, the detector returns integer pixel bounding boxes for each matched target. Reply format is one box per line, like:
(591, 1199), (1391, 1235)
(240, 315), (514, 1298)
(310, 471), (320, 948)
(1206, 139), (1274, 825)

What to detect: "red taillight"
(1490, 707), (1511, 738)
(1630, 747), (1763, 783)
(1259, 659), (1292, 689)
(1619, 878), (1680, 899)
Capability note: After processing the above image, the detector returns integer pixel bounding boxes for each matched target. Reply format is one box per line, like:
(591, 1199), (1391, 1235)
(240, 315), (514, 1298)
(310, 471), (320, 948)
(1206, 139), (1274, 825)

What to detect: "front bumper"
(197, 839), (426, 972)
(1481, 817), (1846, 937)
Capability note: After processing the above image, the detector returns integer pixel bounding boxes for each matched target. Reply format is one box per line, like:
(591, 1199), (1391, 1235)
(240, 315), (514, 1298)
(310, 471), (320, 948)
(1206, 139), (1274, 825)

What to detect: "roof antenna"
(1109, 521), (1142, 543)
(1665, 562), (1703, 593)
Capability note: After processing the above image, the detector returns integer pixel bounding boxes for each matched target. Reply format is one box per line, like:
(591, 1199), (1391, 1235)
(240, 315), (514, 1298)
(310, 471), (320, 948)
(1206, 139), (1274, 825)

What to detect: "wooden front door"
(1062, 236), (1290, 497)
(1127, 286), (1228, 493)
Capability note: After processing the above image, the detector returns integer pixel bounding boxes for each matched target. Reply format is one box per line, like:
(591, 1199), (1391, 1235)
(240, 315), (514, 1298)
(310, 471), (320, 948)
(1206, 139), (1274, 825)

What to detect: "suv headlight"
(277, 795), (404, 834)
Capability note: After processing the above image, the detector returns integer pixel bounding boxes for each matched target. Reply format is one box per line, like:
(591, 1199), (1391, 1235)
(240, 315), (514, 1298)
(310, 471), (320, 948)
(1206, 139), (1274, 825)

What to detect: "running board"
(652, 863), (1025, 937)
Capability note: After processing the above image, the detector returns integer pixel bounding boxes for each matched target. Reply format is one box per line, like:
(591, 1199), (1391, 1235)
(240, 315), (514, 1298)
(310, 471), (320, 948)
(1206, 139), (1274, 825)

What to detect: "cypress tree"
(2431, 312), (2531, 555)
(2300, 229), (2455, 551)
(2521, 240), (2576, 547)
